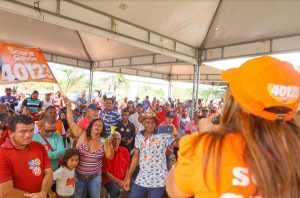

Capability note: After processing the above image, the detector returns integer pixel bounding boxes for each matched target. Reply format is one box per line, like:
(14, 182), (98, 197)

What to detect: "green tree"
(58, 68), (87, 94)
(111, 74), (129, 93)
(138, 86), (165, 98)
(198, 86), (225, 100)
(93, 73), (130, 96)
(172, 87), (193, 100)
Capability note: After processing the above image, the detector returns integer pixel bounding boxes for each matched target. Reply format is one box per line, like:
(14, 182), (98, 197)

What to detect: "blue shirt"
(0, 95), (18, 110)
(75, 97), (87, 113)
(100, 109), (121, 136)
(142, 100), (150, 112)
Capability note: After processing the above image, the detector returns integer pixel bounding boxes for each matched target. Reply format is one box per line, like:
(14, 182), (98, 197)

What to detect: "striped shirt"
(22, 97), (42, 113)
(76, 143), (104, 176)
(100, 109), (121, 136)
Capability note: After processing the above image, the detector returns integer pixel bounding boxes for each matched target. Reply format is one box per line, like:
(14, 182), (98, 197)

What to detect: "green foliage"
(198, 86), (225, 100)
(58, 68), (87, 94)
(93, 73), (130, 95)
(172, 85), (225, 101)
(172, 87), (193, 100)
(138, 86), (165, 98)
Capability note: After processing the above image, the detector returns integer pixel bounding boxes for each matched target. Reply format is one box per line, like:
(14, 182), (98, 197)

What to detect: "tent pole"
(192, 64), (197, 119)
(195, 63), (200, 111)
(168, 80), (172, 98)
(88, 65), (94, 102)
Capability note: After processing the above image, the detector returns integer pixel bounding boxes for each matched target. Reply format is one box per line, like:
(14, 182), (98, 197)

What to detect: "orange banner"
(0, 43), (57, 84)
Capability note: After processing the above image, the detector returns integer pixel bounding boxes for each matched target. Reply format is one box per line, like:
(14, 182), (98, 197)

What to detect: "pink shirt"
(77, 117), (90, 130)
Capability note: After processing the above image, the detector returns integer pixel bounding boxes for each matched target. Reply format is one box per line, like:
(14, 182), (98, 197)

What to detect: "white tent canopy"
(0, 0), (300, 85)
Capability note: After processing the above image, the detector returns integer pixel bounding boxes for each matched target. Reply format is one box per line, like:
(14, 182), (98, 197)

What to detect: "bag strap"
(38, 132), (54, 151)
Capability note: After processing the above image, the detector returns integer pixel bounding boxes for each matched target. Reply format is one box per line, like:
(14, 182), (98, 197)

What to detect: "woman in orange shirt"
(166, 56), (300, 198)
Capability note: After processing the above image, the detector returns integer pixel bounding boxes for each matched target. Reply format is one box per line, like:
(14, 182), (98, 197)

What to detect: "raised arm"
(63, 96), (84, 138)
(103, 137), (114, 160)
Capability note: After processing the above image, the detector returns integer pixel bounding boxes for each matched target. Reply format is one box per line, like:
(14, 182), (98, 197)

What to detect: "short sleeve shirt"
(116, 121), (135, 152)
(134, 130), (175, 188)
(100, 109), (121, 136)
(22, 97), (42, 113)
(174, 132), (259, 198)
(77, 117), (91, 131)
(0, 138), (51, 193)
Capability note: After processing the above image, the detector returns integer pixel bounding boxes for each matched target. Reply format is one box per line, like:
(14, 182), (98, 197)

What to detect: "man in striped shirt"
(21, 90), (42, 121)
(100, 98), (121, 137)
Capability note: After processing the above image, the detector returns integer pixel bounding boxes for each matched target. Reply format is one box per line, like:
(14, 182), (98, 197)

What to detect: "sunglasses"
(42, 128), (56, 133)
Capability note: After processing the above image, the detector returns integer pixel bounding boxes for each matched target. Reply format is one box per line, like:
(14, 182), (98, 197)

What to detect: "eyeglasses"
(42, 128), (56, 133)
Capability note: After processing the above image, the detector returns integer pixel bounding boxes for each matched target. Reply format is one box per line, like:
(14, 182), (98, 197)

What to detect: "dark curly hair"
(86, 118), (106, 139)
(61, 148), (80, 168)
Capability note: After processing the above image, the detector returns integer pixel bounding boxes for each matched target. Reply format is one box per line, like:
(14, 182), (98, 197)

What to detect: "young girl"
(53, 148), (80, 198)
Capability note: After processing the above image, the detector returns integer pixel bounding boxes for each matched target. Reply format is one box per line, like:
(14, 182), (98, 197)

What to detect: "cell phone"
(158, 126), (173, 134)
(212, 114), (221, 125)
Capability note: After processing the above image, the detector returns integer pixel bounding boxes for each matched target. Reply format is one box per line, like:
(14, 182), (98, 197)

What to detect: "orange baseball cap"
(221, 56), (300, 121)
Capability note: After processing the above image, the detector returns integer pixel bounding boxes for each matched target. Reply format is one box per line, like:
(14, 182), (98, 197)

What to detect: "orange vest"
(36, 120), (64, 135)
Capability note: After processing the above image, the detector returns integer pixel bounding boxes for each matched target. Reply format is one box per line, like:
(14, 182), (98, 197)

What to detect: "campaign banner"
(0, 43), (57, 84)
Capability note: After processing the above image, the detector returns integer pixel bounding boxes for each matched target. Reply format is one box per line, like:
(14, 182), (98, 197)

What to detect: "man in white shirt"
(42, 93), (54, 111)
(129, 103), (144, 134)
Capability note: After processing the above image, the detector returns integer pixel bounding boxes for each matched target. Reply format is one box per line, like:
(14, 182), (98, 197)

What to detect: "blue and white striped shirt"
(100, 109), (121, 136)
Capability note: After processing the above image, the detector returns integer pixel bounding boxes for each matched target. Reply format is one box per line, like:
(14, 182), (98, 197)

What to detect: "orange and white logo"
(32, 166), (42, 176)
(267, 84), (299, 104)
(28, 158), (42, 176)
(0, 43), (57, 84)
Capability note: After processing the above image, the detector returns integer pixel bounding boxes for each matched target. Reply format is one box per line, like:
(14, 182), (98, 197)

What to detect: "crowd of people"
(0, 85), (218, 198)
(0, 56), (299, 198)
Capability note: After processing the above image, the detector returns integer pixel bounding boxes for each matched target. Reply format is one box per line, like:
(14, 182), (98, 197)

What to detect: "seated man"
(33, 116), (65, 172)
(34, 105), (65, 136)
(102, 132), (130, 198)
(0, 115), (52, 198)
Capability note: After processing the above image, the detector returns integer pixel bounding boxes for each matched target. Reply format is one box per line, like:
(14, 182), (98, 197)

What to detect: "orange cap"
(221, 56), (300, 121)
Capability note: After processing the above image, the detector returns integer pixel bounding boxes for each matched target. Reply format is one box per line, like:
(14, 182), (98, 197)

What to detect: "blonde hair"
(202, 89), (300, 197)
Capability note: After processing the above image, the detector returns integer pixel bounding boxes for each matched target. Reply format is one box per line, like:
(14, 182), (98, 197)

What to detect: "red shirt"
(0, 138), (51, 193)
(77, 117), (90, 130)
(0, 127), (9, 146)
(156, 111), (178, 129)
(102, 146), (130, 185)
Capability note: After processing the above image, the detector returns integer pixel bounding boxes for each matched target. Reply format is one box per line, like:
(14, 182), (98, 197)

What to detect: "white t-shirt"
(53, 166), (75, 197)
(42, 99), (54, 111)
(129, 112), (144, 134)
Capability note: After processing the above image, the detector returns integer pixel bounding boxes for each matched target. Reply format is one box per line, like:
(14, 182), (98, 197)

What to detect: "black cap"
(87, 103), (100, 110)
(166, 111), (175, 118)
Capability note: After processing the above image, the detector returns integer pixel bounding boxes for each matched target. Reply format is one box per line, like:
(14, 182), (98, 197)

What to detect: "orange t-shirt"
(174, 132), (260, 198)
